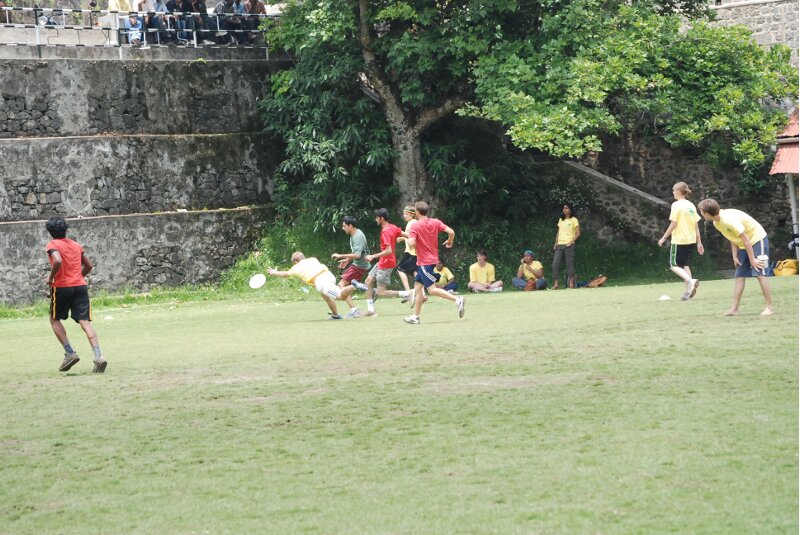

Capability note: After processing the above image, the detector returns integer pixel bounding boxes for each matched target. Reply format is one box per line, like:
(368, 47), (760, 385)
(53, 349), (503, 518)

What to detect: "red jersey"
(377, 223), (403, 269)
(409, 217), (447, 266)
(46, 238), (87, 287)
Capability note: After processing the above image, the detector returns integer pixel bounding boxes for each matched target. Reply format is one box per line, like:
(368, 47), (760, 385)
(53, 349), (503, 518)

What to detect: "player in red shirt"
(45, 217), (107, 373)
(351, 208), (415, 316)
(405, 201), (465, 324)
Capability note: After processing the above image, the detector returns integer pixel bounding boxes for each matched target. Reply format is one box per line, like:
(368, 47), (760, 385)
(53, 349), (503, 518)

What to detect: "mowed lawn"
(1, 277), (797, 534)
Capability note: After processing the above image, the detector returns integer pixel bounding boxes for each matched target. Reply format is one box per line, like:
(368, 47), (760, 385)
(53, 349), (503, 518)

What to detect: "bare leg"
(320, 294), (339, 316)
(670, 266), (691, 282)
(413, 282), (424, 316)
(468, 282), (491, 292)
(428, 286), (456, 302)
(724, 277), (746, 316)
(50, 317), (70, 346)
(756, 275), (774, 315)
(78, 320), (99, 348)
(398, 270), (411, 291)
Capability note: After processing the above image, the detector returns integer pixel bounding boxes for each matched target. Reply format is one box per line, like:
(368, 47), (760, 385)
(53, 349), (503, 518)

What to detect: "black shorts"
(397, 252), (417, 275)
(669, 244), (695, 268)
(50, 285), (92, 322)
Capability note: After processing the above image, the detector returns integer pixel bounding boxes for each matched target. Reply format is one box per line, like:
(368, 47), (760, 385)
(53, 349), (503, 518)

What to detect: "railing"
(0, 6), (277, 56)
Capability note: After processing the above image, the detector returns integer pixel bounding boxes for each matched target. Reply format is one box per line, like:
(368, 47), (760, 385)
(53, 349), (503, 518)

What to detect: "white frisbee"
(249, 273), (267, 289)
(658, 294), (671, 301)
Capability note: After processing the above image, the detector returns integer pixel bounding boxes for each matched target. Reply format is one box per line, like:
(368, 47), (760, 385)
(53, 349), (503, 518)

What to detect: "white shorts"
(314, 271), (341, 299)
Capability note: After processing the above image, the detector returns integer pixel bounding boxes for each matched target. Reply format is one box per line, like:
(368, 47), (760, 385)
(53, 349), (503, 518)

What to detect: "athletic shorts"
(368, 265), (393, 287)
(50, 285), (91, 322)
(735, 237), (770, 278)
(314, 271), (342, 299)
(341, 265), (367, 283)
(414, 264), (441, 289)
(396, 253), (417, 275)
(669, 243), (695, 268)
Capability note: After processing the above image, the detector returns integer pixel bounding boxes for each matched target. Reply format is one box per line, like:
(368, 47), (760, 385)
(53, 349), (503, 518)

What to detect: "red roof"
(770, 143), (798, 174)
(778, 108), (799, 138)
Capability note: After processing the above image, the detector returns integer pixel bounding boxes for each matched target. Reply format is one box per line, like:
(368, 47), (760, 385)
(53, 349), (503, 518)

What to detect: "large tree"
(261, 0), (797, 213)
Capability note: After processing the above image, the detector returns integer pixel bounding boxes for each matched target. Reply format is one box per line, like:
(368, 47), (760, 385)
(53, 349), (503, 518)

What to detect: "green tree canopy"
(261, 0), (798, 226)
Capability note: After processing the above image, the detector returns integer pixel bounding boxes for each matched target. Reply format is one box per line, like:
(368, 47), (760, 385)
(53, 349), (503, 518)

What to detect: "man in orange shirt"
(45, 217), (107, 373)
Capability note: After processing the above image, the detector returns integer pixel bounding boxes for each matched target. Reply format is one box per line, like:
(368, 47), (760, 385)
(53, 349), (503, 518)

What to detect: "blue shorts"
(735, 236), (769, 277)
(415, 264), (441, 289)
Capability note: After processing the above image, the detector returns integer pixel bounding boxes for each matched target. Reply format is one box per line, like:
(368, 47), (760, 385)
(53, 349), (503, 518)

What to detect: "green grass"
(1, 277), (797, 534)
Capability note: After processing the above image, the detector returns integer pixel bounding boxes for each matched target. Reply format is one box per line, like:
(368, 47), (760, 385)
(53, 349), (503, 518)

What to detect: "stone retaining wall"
(0, 59), (271, 137)
(0, 206), (270, 305)
(711, 0), (798, 66)
(0, 133), (281, 220)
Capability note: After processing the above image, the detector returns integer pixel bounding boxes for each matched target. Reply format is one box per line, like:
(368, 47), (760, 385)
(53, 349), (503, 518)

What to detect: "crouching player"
(268, 252), (361, 319)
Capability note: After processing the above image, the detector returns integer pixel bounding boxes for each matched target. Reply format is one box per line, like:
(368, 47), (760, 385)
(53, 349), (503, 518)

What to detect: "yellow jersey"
(669, 199), (700, 245)
(713, 209), (767, 249)
(434, 266), (454, 284)
(557, 217), (580, 245)
(469, 262), (496, 284)
(286, 257), (329, 285)
(404, 220), (417, 255)
(519, 260), (543, 280)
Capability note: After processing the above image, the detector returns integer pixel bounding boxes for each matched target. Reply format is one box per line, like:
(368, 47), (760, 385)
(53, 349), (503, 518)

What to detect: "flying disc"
(249, 273), (267, 289)
(658, 294), (671, 301)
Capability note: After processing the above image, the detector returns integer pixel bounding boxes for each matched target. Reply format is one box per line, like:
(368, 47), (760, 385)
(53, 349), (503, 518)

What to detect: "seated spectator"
(434, 260), (458, 293)
(151, 0), (171, 42)
(243, 0), (265, 43)
(164, 0), (186, 41)
(190, 0), (214, 44)
(512, 249), (548, 291)
(213, 0), (242, 43)
(468, 249), (503, 293)
(231, 0), (247, 42)
(126, 14), (143, 45)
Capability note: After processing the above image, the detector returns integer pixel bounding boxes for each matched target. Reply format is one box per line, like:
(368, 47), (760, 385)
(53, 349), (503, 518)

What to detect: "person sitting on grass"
(697, 199), (773, 316)
(512, 249), (547, 291)
(468, 249), (503, 293)
(434, 260), (458, 293)
(267, 252), (361, 320)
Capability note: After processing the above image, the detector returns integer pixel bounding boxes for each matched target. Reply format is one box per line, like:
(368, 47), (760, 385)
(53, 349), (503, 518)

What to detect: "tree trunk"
(390, 130), (429, 205)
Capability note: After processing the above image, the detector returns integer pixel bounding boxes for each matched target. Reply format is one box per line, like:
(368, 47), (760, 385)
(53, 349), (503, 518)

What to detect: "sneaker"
(688, 279), (699, 298)
(400, 294), (410, 304)
(92, 358), (108, 373)
(350, 280), (368, 292)
(370, 287), (379, 302)
(202, 39), (215, 45)
(329, 314), (343, 320)
(59, 353), (80, 372)
(346, 309), (361, 319)
(215, 31), (227, 37)
(680, 292), (691, 301)
(364, 310), (378, 317)
(403, 315), (420, 324)
(455, 296), (465, 318)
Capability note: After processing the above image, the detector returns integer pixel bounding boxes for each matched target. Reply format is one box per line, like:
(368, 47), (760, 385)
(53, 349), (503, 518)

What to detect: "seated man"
(434, 260), (458, 293)
(512, 249), (548, 290)
(468, 249), (503, 293)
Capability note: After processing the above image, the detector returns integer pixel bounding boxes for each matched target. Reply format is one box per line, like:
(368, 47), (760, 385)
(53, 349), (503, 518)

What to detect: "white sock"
(367, 299), (375, 312)
(399, 290), (411, 298)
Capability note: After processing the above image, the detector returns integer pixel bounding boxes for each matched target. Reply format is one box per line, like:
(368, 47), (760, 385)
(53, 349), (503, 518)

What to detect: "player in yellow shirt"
(552, 203), (580, 289)
(697, 199), (773, 316)
(468, 249), (503, 293)
(434, 260), (458, 293)
(658, 182), (704, 300)
(267, 252), (361, 319)
(512, 250), (547, 290)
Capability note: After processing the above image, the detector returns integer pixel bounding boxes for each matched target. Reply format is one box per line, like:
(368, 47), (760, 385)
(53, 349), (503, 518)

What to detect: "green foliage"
(472, 2), (798, 190)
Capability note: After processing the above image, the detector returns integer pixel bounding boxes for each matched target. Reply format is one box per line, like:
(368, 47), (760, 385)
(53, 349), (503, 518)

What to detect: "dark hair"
(342, 216), (358, 228)
(560, 203), (575, 220)
(415, 201), (429, 215)
(374, 208), (390, 221)
(45, 216), (68, 239)
(476, 249), (488, 258)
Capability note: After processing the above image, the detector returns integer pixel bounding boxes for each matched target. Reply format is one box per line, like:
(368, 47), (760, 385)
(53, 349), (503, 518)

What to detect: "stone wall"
(0, 207), (270, 305)
(711, 0), (798, 66)
(0, 133), (281, 220)
(0, 59), (271, 137)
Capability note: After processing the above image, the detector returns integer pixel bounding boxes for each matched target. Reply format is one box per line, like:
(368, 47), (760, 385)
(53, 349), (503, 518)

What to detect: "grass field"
(1, 277), (797, 534)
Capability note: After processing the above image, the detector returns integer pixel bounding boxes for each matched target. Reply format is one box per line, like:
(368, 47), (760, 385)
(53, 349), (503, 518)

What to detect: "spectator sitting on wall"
(126, 14), (143, 45)
(512, 249), (548, 291)
(468, 249), (503, 293)
(213, 0), (241, 43)
(243, 0), (265, 43)
(190, 0), (214, 45)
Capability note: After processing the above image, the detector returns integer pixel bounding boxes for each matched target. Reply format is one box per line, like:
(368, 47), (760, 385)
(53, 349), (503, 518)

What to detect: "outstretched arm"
(267, 268), (291, 278)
